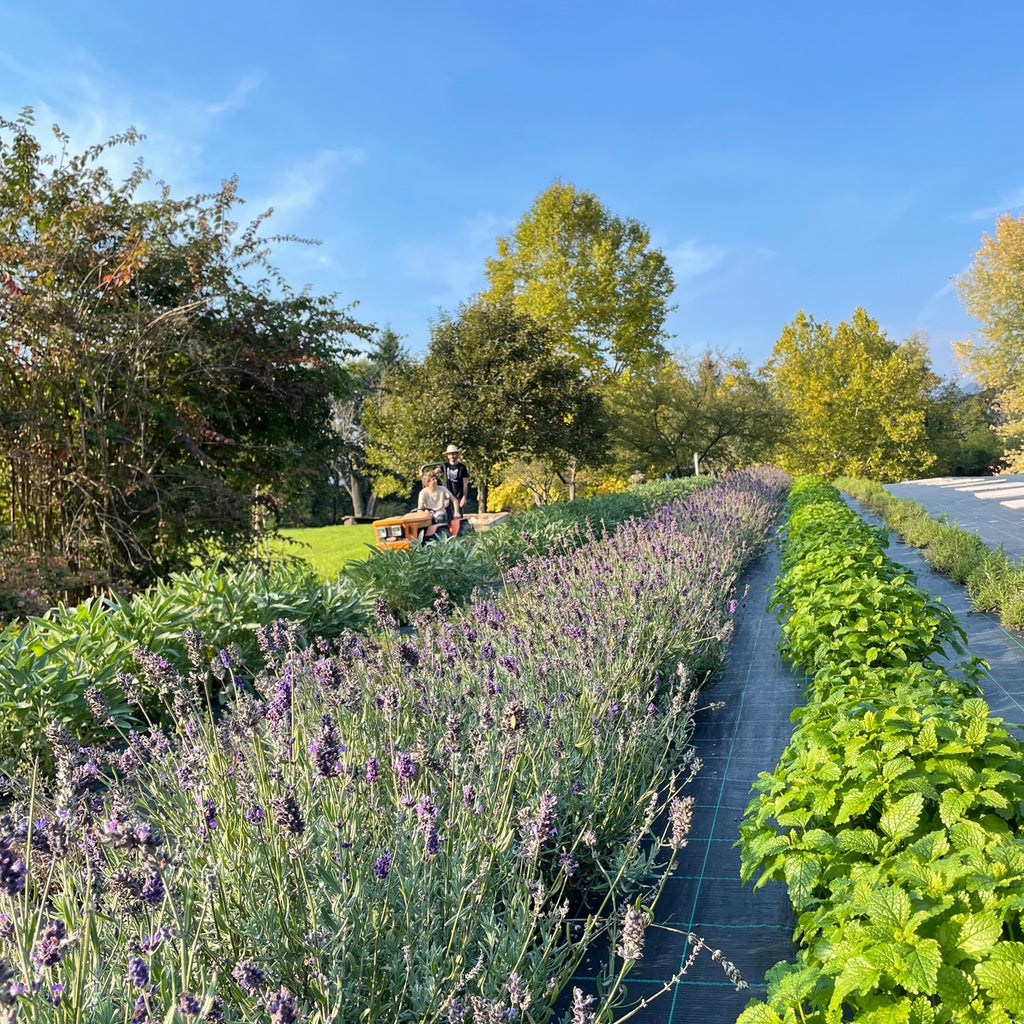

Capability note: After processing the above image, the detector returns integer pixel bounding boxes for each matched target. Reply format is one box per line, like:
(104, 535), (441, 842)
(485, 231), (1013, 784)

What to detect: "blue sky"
(3, 0), (1023, 378)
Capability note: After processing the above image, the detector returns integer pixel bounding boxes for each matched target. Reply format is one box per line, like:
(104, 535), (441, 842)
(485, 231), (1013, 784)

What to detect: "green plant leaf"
(866, 885), (911, 930)
(829, 955), (880, 1010)
(837, 829), (880, 855)
(735, 1003), (784, 1024)
(975, 957), (1024, 1012)
(956, 911), (1003, 957)
(900, 939), (941, 995)
(784, 853), (821, 908)
(935, 965), (977, 1010)
(879, 792), (924, 844)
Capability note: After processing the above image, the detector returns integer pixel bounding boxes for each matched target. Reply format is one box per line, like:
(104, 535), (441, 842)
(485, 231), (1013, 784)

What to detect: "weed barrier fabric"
(565, 541), (804, 1024)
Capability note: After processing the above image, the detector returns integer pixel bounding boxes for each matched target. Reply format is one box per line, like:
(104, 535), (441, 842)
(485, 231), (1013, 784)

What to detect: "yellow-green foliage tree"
(482, 181), (675, 377)
(955, 213), (1024, 468)
(765, 308), (938, 481)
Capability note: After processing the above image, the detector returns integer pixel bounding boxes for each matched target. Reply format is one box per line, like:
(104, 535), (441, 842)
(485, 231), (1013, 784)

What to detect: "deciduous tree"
(955, 213), (1024, 467)
(324, 327), (409, 521)
(0, 110), (370, 590)
(609, 351), (783, 477)
(482, 181), (675, 376)
(925, 380), (1004, 476)
(364, 299), (606, 510)
(764, 309), (937, 481)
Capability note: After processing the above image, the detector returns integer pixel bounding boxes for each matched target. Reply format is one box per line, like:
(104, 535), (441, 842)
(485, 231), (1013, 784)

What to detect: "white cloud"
(399, 211), (515, 310)
(965, 186), (1024, 223)
(257, 148), (365, 222)
(665, 238), (729, 281)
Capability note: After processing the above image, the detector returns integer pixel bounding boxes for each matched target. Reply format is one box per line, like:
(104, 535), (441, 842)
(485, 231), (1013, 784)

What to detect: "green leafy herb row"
(738, 476), (1024, 1024)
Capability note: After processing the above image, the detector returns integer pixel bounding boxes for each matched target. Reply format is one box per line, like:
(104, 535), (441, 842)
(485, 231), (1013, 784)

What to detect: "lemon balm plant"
(738, 478), (1024, 1024)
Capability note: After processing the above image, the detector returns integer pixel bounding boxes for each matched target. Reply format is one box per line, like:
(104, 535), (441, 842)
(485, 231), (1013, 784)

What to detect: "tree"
(363, 299), (607, 511)
(324, 327), (409, 521)
(608, 351), (783, 477)
(0, 110), (371, 589)
(955, 213), (1024, 468)
(764, 309), (938, 481)
(482, 181), (675, 376)
(925, 380), (1004, 476)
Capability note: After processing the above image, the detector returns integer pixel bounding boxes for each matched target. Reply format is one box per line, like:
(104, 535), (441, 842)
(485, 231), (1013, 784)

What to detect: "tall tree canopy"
(955, 213), (1024, 467)
(0, 110), (370, 588)
(609, 351), (783, 477)
(363, 299), (606, 511)
(482, 181), (675, 376)
(765, 308), (938, 481)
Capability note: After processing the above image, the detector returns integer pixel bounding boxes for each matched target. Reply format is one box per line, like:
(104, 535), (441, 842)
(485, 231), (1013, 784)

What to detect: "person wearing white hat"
(442, 444), (469, 515)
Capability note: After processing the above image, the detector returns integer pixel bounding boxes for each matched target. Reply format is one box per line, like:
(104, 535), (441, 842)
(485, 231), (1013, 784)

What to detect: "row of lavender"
(0, 468), (788, 1024)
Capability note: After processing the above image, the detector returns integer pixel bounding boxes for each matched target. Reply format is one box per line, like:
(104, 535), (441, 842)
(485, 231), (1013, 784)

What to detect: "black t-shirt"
(442, 461), (468, 500)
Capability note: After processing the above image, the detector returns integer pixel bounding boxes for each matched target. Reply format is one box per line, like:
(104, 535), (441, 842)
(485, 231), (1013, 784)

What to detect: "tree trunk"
(346, 472), (377, 519)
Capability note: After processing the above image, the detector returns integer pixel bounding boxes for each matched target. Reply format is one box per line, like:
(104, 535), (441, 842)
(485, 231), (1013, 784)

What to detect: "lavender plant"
(0, 469), (788, 1023)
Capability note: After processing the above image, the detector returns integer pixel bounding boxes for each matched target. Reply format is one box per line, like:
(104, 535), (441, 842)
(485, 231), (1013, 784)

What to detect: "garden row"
(737, 477), (1024, 1024)
(0, 469), (788, 1023)
(0, 478), (711, 773)
(836, 476), (1024, 630)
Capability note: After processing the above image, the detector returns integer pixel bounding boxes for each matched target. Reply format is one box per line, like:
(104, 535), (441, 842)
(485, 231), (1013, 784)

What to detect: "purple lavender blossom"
(570, 987), (597, 1024)
(183, 627), (204, 667)
(140, 926), (173, 952)
(132, 992), (155, 1024)
(559, 851), (579, 877)
(312, 658), (344, 690)
(373, 850), (393, 879)
(0, 839), (26, 896)
(397, 640), (420, 668)
(197, 798), (218, 840)
(394, 752), (417, 782)
(310, 715), (345, 779)
(231, 960), (266, 995)
(128, 957), (150, 989)
(364, 757), (379, 786)
(266, 666), (294, 733)
(271, 793), (305, 838)
(266, 986), (300, 1024)
(425, 830), (440, 857)
(141, 872), (165, 907)
(520, 792), (557, 858)
(30, 919), (67, 970)
(178, 992), (201, 1016)
(132, 648), (182, 693)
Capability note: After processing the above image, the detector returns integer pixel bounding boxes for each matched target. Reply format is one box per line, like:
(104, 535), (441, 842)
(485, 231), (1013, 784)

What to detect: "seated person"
(416, 471), (458, 525)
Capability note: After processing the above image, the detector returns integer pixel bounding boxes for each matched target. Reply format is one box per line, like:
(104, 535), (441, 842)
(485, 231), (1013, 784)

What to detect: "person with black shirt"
(441, 444), (469, 516)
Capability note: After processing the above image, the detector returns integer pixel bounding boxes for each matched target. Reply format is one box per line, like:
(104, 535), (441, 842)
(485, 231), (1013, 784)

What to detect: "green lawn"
(272, 523), (377, 577)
